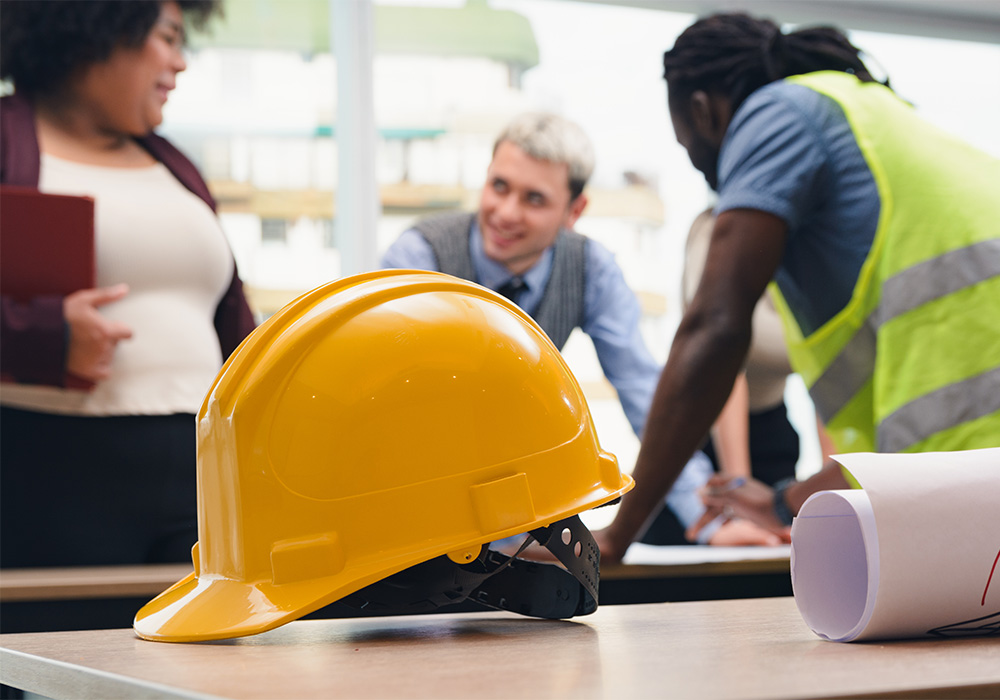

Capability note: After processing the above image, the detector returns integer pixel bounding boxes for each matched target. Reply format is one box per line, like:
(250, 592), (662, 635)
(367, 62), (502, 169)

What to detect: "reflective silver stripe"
(808, 239), (1000, 422)
(809, 322), (875, 423)
(877, 365), (1000, 453)
(875, 239), (1000, 326)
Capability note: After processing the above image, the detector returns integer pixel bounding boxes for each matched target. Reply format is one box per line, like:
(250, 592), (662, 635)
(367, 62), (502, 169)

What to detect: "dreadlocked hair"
(663, 13), (885, 112)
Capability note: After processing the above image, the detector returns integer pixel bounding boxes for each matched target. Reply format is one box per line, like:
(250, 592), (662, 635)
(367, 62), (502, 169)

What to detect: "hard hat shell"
(134, 270), (633, 642)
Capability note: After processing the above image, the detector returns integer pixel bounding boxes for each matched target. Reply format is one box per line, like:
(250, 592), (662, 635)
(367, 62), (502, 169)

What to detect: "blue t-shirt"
(715, 80), (881, 336)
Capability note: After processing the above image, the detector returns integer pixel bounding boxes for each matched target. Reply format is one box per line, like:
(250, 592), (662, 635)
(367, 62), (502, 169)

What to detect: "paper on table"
(623, 543), (790, 566)
(790, 447), (1000, 642)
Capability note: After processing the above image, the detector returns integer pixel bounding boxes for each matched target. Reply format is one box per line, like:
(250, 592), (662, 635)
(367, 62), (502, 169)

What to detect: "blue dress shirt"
(381, 220), (659, 437)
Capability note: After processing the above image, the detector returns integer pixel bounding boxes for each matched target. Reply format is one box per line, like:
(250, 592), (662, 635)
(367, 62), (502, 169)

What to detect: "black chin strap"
(339, 514), (600, 619)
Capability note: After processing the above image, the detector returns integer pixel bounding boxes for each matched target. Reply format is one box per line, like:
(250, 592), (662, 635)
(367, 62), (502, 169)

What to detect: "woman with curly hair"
(0, 1), (256, 571)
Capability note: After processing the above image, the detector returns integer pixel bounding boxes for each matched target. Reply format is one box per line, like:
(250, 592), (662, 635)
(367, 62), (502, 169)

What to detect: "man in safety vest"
(596, 12), (1000, 561)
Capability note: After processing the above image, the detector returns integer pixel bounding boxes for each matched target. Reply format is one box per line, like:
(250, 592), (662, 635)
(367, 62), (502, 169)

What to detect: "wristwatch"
(772, 477), (797, 526)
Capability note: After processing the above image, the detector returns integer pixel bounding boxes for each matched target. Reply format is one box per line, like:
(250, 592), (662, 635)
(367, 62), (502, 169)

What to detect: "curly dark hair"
(1, 0), (222, 98)
(663, 13), (886, 113)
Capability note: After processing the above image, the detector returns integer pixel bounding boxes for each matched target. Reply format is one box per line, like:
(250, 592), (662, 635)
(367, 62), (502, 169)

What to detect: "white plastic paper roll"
(790, 448), (1000, 642)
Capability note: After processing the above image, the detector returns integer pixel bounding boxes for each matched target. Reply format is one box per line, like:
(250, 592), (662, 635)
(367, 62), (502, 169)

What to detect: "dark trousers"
(0, 407), (199, 568)
(640, 401), (800, 546)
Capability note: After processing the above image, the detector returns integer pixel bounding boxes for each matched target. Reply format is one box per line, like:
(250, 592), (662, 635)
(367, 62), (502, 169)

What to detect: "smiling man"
(380, 113), (778, 547)
(381, 112), (659, 436)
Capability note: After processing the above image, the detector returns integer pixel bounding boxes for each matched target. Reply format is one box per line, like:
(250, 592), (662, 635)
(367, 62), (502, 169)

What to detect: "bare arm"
(816, 417), (837, 461)
(595, 209), (787, 562)
(710, 372), (752, 478)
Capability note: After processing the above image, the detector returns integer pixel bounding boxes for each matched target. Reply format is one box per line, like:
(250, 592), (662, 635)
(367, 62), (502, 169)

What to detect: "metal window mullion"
(332, 0), (380, 277)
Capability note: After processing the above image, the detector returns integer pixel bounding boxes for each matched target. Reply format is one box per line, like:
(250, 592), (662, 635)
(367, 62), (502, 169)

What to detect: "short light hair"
(493, 112), (595, 201)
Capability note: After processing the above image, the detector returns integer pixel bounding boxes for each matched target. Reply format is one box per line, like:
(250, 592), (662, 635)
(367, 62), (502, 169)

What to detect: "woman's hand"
(686, 474), (788, 540)
(63, 284), (133, 382)
(705, 518), (788, 546)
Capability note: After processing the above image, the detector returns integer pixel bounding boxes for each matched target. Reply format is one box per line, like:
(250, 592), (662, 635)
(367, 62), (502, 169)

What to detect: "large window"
(165, 1), (1000, 520)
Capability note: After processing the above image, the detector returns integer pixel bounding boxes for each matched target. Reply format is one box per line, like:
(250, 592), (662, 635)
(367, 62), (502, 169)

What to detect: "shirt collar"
(469, 218), (555, 295)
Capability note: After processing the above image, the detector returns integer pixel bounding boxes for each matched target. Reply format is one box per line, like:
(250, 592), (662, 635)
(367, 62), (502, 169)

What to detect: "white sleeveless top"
(682, 210), (792, 413)
(0, 154), (233, 416)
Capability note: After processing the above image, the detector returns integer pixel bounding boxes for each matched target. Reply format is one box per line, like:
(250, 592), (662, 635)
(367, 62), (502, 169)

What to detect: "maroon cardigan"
(1, 93), (255, 388)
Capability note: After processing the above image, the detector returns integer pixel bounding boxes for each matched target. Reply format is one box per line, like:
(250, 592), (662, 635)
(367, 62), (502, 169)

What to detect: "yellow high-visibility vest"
(770, 71), (1000, 453)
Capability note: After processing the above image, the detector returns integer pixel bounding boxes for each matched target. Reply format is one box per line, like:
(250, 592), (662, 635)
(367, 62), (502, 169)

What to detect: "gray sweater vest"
(413, 211), (587, 350)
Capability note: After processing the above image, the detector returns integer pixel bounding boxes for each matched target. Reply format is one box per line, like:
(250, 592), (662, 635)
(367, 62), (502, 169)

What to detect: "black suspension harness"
(339, 514), (600, 618)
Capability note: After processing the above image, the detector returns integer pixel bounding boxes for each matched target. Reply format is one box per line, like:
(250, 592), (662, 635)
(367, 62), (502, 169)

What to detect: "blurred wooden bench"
(0, 564), (193, 635)
(0, 564), (191, 603)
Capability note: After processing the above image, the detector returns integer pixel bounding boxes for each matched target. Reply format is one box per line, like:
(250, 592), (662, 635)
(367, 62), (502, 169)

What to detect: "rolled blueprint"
(790, 448), (1000, 642)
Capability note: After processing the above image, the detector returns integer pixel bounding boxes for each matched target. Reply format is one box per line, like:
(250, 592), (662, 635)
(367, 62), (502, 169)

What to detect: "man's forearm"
(603, 311), (751, 556)
(784, 459), (851, 513)
(599, 208), (788, 559)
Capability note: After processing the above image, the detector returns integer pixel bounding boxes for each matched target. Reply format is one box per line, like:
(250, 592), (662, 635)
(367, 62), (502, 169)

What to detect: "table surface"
(2, 597), (998, 700)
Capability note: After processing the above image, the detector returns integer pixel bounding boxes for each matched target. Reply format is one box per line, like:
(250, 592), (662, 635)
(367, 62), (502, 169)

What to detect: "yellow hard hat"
(134, 270), (633, 642)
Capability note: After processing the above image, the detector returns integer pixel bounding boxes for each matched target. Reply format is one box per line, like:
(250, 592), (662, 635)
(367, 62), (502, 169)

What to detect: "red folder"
(1, 184), (96, 300)
(1, 184), (97, 389)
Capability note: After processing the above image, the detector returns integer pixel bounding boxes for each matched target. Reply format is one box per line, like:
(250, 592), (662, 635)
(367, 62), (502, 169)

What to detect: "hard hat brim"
(133, 571), (331, 642)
